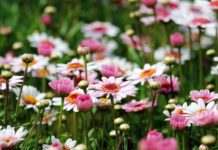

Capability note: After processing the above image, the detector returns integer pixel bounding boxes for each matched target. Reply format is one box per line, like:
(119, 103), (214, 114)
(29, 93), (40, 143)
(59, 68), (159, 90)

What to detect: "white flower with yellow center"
(0, 126), (27, 148)
(11, 54), (49, 73)
(13, 85), (46, 112)
(128, 62), (166, 85)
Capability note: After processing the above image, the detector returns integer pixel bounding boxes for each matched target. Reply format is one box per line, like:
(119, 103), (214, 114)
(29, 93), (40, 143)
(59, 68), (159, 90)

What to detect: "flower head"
(190, 89), (218, 103)
(122, 99), (153, 113)
(49, 78), (74, 95)
(170, 114), (188, 130)
(170, 33), (185, 47)
(76, 94), (93, 111)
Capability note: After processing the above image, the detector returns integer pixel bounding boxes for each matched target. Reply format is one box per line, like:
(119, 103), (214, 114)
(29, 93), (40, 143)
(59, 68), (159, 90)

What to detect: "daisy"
(0, 75), (23, 90)
(57, 58), (96, 76)
(28, 32), (70, 57)
(169, 114), (189, 130)
(81, 21), (119, 39)
(93, 97), (112, 110)
(53, 89), (84, 112)
(190, 89), (218, 103)
(42, 109), (57, 126)
(128, 62), (166, 85)
(89, 76), (138, 101)
(42, 136), (77, 150)
(0, 126), (27, 148)
(11, 54), (49, 73)
(13, 85), (46, 112)
(154, 46), (190, 64)
(122, 99), (154, 113)
(31, 64), (57, 80)
(191, 110), (218, 126)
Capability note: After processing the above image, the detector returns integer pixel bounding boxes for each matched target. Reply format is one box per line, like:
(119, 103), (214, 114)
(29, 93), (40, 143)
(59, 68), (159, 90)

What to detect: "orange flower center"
(36, 69), (49, 77)
(63, 146), (70, 150)
(67, 63), (84, 69)
(2, 137), (16, 143)
(99, 98), (109, 103)
(165, 51), (180, 60)
(175, 109), (184, 115)
(66, 93), (80, 104)
(140, 69), (156, 78)
(102, 83), (120, 93)
(23, 95), (37, 105)
(0, 76), (6, 84)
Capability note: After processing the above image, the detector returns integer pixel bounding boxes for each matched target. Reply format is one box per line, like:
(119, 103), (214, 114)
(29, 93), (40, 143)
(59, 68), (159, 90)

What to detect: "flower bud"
(0, 64), (3, 70)
(114, 104), (122, 110)
(170, 33), (185, 47)
(44, 6), (56, 14)
(35, 102), (42, 108)
(206, 49), (216, 57)
(206, 84), (214, 91)
(78, 80), (89, 89)
(12, 42), (23, 50)
(125, 29), (134, 36)
(3, 64), (12, 71)
(74, 144), (88, 150)
(168, 98), (177, 104)
(148, 81), (161, 90)
(109, 130), (117, 137)
(114, 117), (124, 125)
(22, 53), (34, 64)
(0, 95), (4, 100)
(46, 91), (55, 99)
(76, 94), (93, 111)
(1, 71), (13, 80)
(19, 103), (25, 108)
(77, 45), (90, 56)
(41, 99), (50, 107)
(49, 53), (60, 62)
(119, 123), (130, 131)
(199, 144), (209, 150)
(201, 135), (216, 145)
(163, 56), (176, 65)
(165, 104), (175, 111)
(141, 0), (157, 8)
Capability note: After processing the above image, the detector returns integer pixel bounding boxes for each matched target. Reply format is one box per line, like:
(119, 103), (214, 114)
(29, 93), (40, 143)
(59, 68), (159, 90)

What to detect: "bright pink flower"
(49, 78), (74, 95)
(122, 99), (153, 113)
(101, 65), (118, 77)
(170, 114), (188, 130)
(157, 138), (177, 150)
(80, 39), (102, 53)
(38, 40), (55, 56)
(76, 94), (93, 111)
(192, 110), (218, 126)
(146, 130), (163, 141)
(41, 15), (52, 26)
(170, 33), (185, 47)
(190, 89), (218, 103)
(138, 138), (159, 150)
(154, 76), (179, 94)
(141, 0), (157, 8)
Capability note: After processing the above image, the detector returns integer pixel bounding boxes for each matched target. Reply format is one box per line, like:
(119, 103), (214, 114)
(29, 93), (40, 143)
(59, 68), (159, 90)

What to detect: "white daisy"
(0, 75), (23, 90)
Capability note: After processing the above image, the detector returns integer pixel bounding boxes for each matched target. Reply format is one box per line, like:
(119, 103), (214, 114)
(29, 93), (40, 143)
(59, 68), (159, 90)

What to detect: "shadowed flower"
(80, 38), (103, 53)
(190, 89), (218, 103)
(49, 78), (74, 95)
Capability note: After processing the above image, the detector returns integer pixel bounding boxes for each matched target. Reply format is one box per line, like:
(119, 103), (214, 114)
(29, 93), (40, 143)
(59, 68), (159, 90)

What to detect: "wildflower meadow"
(1, 0), (218, 150)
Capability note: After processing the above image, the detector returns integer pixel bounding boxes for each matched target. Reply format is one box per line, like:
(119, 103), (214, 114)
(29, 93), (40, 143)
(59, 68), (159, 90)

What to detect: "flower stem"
(188, 27), (194, 89)
(111, 97), (118, 148)
(4, 80), (9, 127)
(147, 90), (157, 131)
(178, 47), (184, 96)
(198, 27), (203, 89)
(35, 108), (45, 149)
(15, 64), (29, 116)
(57, 97), (64, 137)
(169, 65), (174, 97)
(83, 55), (88, 80)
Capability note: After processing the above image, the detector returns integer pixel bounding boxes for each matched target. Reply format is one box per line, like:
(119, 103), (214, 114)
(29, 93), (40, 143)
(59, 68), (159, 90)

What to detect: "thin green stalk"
(57, 97), (64, 137)
(188, 27), (194, 89)
(169, 65), (174, 97)
(15, 64), (29, 116)
(198, 27), (203, 89)
(111, 97), (118, 149)
(182, 132), (186, 150)
(22, 111), (40, 149)
(116, 132), (125, 150)
(35, 108), (45, 149)
(83, 55), (88, 80)
(72, 112), (77, 138)
(4, 80), (9, 127)
(147, 90), (157, 131)
(178, 47), (184, 96)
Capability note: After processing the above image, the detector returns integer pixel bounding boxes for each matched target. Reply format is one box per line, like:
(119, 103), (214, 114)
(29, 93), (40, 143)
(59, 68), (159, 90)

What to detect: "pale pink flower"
(170, 114), (188, 130)
(154, 75), (179, 94)
(49, 78), (74, 95)
(101, 65), (118, 77)
(190, 89), (218, 103)
(80, 39), (103, 53)
(41, 15), (52, 26)
(38, 39), (54, 56)
(76, 94), (93, 111)
(0, 51), (14, 65)
(122, 99), (153, 113)
(89, 76), (137, 101)
(157, 138), (177, 150)
(191, 110), (218, 126)
(170, 33), (185, 47)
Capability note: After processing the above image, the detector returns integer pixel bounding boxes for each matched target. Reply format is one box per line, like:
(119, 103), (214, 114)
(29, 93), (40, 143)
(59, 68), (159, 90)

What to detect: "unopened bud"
(77, 45), (90, 56)
(125, 29), (134, 36)
(22, 53), (34, 64)
(206, 49), (216, 57)
(44, 6), (56, 14)
(109, 130), (116, 137)
(164, 56), (176, 65)
(114, 104), (122, 110)
(201, 135), (216, 145)
(78, 80), (89, 89)
(1, 71), (13, 80)
(119, 123), (130, 131)
(165, 104), (175, 111)
(199, 144), (209, 150)
(148, 81), (161, 90)
(3, 64), (11, 71)
(168, 98), (177, 104)
(12, 42), (23, 50)
(206, 84), (214, 91)
(114, 117), (124, 125)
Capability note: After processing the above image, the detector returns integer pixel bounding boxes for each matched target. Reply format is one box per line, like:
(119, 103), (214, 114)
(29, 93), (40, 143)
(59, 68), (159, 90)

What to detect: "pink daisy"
(190, 89), (218, 103)
(89, 76), (137, 101)
(122, 99), (153, 113)
(191, 110), (218, 126)
(170, 114), (189, 130)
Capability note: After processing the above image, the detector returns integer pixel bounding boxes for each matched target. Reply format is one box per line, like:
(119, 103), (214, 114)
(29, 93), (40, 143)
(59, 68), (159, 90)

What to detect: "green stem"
(57, 97), (64, 137)
(4, 81), (9, 127)
(188, 27), (194, 89)
(169, 65), (174, 98)
(182, 131), (186, 150)
(178, 47), (184, 96)
(83, 55), (88, 80)
(15, 64), (29, 116)
(198, 27), (203, 89)
(147, 90), (157, 131)
(35, 109), (45, 149)
(72, 112), (77, 138)
(111, 97), (118, 149)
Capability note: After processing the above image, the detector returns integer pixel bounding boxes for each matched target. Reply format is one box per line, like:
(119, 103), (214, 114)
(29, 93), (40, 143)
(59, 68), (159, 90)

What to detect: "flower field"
(1, 0), (218, 150)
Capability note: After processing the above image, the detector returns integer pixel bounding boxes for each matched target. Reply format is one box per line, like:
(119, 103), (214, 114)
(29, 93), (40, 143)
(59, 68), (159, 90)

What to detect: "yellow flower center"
(23, 95), (37, 105)
(140, 69), (156, 78)
(67, 63), (84, 69)
(2, 137), (16, 143)
(99, 98), (109, 103)
(102, 83), (120, 93)
(66, 93), (80, 104)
